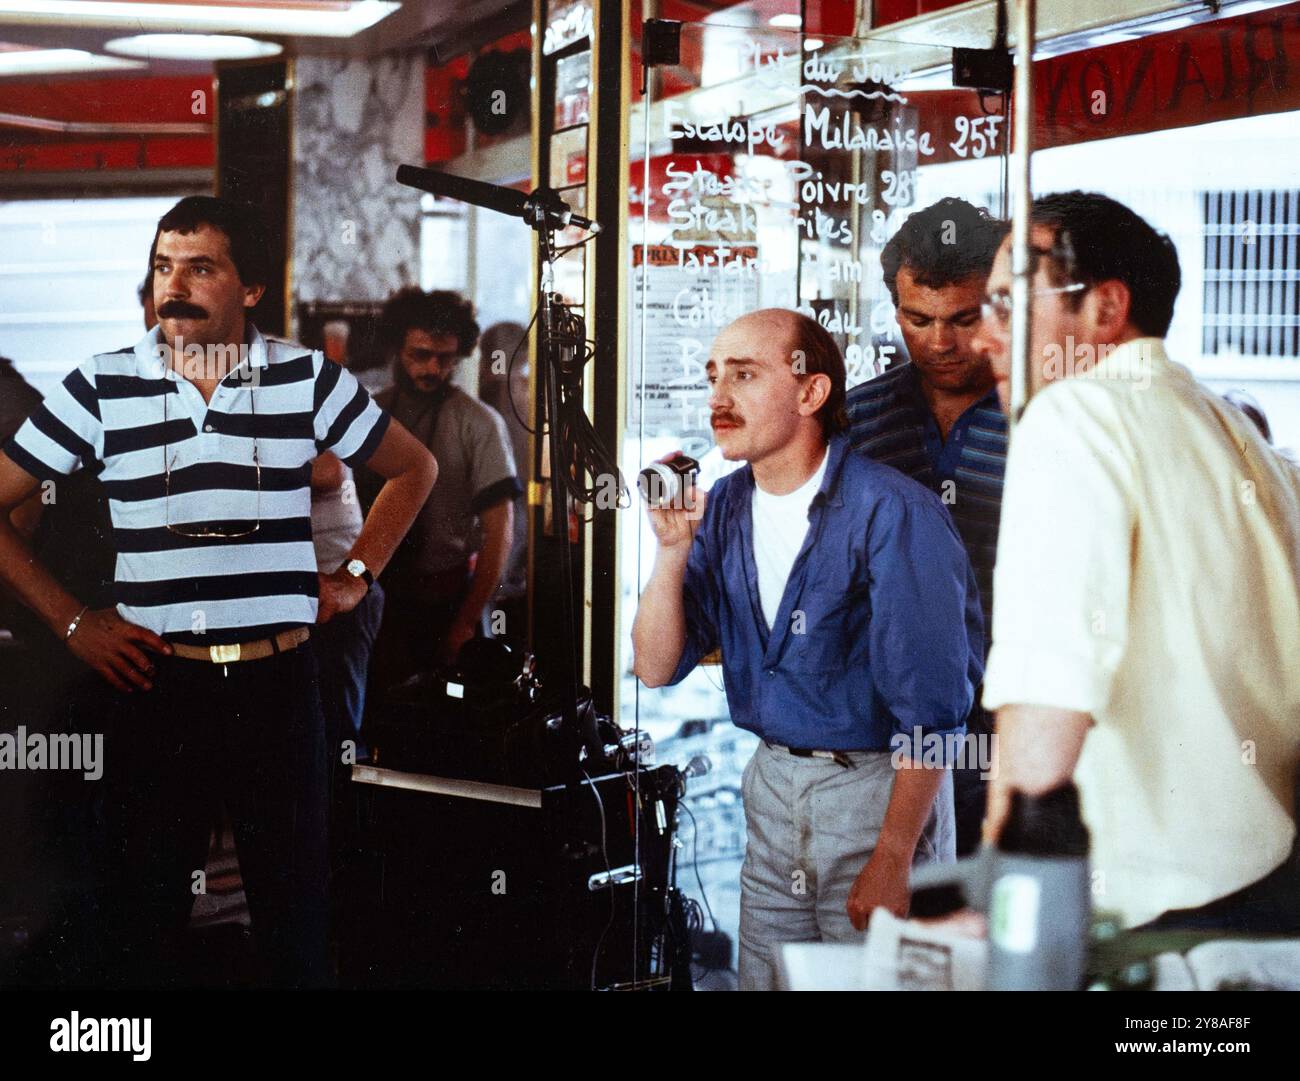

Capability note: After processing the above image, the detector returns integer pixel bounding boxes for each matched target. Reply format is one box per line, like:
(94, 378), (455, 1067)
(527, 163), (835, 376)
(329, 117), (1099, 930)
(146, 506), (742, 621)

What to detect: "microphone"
(395, 164), (600, 233)
(682, 754), (712, 780)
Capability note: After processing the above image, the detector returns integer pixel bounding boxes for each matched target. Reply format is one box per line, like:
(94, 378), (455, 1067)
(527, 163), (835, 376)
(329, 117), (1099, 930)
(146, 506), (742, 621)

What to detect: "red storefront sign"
(1034, 2), (1300, 149)
(902, 2), (1300, 167)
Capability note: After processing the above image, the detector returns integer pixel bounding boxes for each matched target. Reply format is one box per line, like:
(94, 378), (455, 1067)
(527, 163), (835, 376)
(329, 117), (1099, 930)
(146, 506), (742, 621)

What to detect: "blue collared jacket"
(667, 433), (983, 753)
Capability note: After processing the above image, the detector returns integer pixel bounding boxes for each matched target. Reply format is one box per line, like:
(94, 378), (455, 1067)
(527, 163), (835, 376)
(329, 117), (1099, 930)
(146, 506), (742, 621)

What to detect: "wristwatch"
(344, 558), (374, 590)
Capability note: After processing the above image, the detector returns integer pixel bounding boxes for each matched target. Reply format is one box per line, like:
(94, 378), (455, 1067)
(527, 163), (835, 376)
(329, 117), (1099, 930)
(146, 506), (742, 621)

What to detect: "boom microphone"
(395, 164), (600, 233)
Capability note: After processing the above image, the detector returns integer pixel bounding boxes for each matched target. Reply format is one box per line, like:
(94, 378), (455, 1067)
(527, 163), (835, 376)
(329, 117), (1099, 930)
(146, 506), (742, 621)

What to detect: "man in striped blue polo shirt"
(0, 197), (437, 986)
(845, 198), (1008, 857)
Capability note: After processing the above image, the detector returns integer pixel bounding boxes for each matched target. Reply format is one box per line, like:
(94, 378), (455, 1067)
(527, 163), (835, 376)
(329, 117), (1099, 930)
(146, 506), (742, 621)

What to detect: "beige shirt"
(983, 337), (1300, 928)
(311, 460), (363, 574)
(376, 381), (520, 575)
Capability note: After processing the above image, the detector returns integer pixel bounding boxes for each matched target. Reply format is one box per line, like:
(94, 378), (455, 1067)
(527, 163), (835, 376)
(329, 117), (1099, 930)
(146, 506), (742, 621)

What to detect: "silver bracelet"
(64, 605), (89, 641)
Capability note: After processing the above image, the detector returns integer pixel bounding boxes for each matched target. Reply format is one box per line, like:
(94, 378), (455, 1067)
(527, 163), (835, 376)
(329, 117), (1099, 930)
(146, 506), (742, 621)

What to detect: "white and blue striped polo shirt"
(3, 324), (390, 645)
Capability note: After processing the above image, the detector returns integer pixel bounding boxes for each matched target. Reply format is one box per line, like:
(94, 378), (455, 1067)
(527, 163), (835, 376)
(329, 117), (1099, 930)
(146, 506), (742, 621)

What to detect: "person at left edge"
(0, 196), (438, 987)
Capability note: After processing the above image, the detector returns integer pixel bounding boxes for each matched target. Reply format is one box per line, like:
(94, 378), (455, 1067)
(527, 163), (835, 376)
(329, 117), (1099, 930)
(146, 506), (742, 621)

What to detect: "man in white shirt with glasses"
(970, 191), (1300, 933)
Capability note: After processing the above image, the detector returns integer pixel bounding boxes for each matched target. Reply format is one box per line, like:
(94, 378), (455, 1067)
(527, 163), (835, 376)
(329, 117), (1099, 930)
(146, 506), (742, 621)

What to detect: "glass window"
(626, 19), (1000, 982)
(0, 195), (184, 396)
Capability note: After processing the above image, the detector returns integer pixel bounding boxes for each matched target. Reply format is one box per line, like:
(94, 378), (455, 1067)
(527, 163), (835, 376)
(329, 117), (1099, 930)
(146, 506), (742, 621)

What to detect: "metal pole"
(1009, 0), (1036, 426)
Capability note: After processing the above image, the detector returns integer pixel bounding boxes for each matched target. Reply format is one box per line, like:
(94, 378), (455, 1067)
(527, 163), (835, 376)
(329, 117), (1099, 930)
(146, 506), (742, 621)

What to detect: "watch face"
(346, 559), (365, 578)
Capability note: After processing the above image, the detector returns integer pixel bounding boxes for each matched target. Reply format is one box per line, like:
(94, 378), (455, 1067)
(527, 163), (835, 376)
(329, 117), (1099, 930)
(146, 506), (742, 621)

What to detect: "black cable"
(536, 267), (585, 819)
(554, 230), (598, 258)
(625, 770), (645, 986)
(528, 230), (633, 981)
(503, 305), (539, 435)
(661, 891), (704, 985)
(540, 294), (629, 510)
(676, 801), (718, 933)
(582, 765), (615, 991)
(681, 895), (704, 934)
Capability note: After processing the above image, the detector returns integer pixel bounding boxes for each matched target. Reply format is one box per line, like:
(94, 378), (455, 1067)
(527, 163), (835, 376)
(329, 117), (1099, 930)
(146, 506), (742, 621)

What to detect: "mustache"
(157, 300), (209, 320)
(711, 412), (742, 427)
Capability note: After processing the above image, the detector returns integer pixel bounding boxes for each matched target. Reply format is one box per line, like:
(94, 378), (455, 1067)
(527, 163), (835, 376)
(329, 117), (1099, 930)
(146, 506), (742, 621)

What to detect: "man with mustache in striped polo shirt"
(0, 197), (437, 987)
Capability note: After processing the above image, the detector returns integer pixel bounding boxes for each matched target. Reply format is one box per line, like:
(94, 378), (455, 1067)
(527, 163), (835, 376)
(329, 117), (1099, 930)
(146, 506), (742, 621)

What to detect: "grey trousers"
(737, 741), (956, 991)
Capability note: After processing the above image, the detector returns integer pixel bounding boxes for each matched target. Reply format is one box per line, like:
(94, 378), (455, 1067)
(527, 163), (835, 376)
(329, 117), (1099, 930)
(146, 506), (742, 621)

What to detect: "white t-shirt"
(750, 448), (829, 630)
(311, 461), (363, 574)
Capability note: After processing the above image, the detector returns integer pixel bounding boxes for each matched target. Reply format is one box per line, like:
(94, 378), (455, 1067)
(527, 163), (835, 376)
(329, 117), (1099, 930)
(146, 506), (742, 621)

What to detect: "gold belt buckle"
(209, 643), (242, 664)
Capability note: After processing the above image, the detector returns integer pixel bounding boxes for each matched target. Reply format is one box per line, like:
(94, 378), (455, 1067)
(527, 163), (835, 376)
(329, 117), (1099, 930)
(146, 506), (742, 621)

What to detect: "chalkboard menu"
(629, 22), (1008, 451)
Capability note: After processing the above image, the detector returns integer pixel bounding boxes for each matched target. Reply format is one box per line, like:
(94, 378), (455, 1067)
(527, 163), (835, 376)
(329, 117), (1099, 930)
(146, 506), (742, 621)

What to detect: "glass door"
(622, 18), (1011, 985)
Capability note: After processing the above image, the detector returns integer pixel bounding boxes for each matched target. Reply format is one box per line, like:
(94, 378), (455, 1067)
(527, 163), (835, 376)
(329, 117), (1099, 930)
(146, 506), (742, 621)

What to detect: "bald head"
(712, 308), (845, 438)
(704, 308), (845, 465)
(715, 308), (803, 353)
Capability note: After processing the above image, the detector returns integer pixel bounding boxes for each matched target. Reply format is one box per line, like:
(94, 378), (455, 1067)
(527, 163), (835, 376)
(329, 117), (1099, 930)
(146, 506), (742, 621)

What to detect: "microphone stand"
(392, 166), (595, 742)
(523, 192), (581, 741)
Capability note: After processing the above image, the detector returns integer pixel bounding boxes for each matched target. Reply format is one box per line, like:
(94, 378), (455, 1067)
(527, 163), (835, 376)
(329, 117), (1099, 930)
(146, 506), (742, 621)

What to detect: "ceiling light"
(804, 38), (824, 51)
(0, 46), (144, 76)
(768, 14), (802, 30)
(0, 1), (399, 39)
(105, 34), (282, 61)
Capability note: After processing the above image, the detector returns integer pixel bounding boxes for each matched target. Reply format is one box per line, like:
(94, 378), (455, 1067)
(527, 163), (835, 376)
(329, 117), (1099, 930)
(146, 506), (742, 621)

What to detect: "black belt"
(767, 741), (858, 768)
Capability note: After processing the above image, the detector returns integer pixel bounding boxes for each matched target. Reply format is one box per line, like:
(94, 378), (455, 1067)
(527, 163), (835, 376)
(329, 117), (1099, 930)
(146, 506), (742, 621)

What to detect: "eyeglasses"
(163, 380), (261, 539)
(980, 282), (1089, 329)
